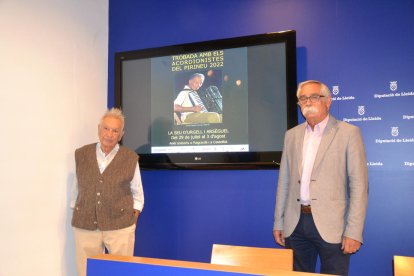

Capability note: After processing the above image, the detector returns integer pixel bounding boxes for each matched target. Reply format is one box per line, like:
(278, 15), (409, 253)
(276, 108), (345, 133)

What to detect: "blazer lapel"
(312, 116), (339, 172)
(296, 123), (306, 178)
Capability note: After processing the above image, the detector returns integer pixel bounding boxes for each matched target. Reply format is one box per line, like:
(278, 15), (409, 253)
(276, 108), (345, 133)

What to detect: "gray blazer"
(274, 115), (368, 243)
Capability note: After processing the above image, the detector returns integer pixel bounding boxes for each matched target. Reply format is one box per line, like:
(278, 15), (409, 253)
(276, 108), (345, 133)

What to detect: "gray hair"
(190, 73), (205, 82)
(99, 107), (125, 131)
(296, 80), (331, 98)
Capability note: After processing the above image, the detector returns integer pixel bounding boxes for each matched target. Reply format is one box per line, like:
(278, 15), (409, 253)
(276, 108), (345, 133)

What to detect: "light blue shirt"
(300, 115), (329, 205)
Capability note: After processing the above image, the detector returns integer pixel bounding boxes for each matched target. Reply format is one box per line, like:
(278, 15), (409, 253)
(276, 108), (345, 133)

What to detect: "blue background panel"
(108, 1), (414, 275)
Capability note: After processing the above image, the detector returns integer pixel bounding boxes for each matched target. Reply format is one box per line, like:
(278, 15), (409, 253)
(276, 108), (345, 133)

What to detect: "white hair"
(296, 80), (331, 98)
(190, 73), (205, 82)
(99, 107), (125, 131)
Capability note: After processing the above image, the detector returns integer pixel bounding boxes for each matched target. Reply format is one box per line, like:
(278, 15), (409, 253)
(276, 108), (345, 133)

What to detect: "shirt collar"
(306, 114), (329, 135)
(96, 143), (120, 158)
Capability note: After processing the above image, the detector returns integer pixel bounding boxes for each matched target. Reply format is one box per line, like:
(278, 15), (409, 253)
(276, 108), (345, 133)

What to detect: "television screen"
(115, 30), (297, 169)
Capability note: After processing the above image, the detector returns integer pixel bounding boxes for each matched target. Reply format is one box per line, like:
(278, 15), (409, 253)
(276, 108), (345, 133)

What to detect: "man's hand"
(342, 236), (361, 254)
(192, 105), (203, 112)
(273, 230), (285, 247)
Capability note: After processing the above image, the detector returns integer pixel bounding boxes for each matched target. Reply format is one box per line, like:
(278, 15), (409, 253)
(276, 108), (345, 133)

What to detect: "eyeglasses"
(298, 94), (325, 104)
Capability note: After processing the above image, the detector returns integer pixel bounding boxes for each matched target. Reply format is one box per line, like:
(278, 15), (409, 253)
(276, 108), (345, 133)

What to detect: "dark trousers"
(285, 213), (350, 275)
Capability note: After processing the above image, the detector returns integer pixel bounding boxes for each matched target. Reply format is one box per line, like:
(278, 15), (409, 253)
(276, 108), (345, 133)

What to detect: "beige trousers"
(184, 112), (222, 124)
(73, 224), (136, 276)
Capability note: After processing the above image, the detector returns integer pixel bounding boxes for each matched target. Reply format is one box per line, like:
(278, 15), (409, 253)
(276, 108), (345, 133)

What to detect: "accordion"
(197, 85), (223, 114)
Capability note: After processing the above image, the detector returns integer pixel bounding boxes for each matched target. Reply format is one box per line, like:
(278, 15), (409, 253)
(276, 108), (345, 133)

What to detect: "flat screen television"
(114, 30), (297, 169)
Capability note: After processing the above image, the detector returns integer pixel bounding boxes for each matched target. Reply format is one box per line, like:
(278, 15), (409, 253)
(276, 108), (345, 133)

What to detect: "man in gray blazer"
(273, 80), (368, 275)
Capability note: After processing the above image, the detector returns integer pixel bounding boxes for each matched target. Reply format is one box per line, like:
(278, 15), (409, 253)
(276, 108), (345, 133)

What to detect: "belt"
(301, 205), (312, 214)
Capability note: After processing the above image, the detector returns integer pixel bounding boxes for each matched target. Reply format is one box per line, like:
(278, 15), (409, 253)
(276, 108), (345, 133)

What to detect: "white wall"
(0, 1), (108, 275)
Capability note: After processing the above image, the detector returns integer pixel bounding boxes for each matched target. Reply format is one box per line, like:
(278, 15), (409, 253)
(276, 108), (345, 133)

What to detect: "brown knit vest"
(71, 143), (139, 231)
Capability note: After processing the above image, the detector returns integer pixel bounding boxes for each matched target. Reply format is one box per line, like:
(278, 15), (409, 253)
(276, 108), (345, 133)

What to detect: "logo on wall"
(391, 127), (399, 137)
(343, 105), (381, 123)
(331, 85), (355, 101)
(390, 81), (398, 91)
(370, 80), (414, 170)
(374, 80), (414, 99)
(332, 85), (339, 95)
(358, 106), (365, 116)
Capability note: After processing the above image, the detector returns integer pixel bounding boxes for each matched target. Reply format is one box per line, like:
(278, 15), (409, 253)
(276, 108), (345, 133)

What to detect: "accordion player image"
(174, 73), (223, 125)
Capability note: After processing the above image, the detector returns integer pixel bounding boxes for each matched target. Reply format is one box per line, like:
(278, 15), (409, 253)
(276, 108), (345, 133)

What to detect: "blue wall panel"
(136, 170), (278, 262)
(108, 1), (414, 275)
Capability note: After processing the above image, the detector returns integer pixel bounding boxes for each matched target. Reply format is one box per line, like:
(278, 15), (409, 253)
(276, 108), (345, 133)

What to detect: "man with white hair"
(70, 108), (144, 276)
(174, 73), (221, 124)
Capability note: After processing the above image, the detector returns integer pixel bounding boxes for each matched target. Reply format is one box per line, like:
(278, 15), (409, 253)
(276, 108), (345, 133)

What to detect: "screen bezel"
(114, 30), (297, 170)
